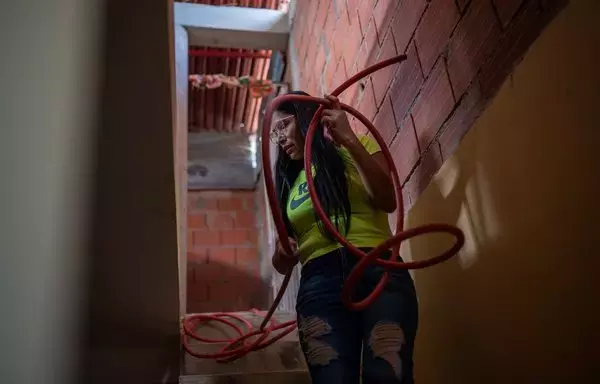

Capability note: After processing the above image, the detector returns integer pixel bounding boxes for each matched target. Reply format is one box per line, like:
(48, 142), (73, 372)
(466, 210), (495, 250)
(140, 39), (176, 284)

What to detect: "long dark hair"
(274, 91), (351, 240)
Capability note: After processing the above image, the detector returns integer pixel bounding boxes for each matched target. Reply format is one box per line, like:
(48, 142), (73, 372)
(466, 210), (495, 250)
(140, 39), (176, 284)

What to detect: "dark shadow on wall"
(187, 259), (271, 314)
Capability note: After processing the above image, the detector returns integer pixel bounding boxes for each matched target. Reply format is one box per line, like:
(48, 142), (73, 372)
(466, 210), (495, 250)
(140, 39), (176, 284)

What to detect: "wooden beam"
(175, 2), (289, 50)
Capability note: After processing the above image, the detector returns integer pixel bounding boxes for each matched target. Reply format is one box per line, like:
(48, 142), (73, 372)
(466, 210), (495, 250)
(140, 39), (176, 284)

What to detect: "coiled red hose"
(182, 55), (465, 361)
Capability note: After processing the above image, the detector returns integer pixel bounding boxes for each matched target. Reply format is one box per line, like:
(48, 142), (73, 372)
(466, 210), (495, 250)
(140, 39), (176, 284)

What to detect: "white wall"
(0, 1), (100, 383)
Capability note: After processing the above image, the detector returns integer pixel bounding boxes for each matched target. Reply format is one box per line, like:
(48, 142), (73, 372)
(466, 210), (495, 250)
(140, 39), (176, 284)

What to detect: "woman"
(270, 91), (419, 384)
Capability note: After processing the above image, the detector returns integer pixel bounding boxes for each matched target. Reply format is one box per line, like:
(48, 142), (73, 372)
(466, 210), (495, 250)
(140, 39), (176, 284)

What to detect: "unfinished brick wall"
(187, 190), (268, 313)
(292, 0), (567, 211)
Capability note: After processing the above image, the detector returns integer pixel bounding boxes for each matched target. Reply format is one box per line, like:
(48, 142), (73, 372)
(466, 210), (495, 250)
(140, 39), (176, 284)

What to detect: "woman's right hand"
(272, 237), (299, 274)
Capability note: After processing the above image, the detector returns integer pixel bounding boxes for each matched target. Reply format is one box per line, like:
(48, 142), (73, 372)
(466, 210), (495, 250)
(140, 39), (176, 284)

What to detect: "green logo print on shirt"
(289, 181), (309, 210)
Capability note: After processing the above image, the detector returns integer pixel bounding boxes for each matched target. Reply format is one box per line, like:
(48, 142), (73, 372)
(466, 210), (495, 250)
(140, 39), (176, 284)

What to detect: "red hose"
(181, 54), (465, 361)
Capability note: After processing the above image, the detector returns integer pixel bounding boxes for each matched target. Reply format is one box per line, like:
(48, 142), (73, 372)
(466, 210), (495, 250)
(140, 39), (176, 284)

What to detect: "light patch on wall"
(456, 204), (478, 269)
(456, 161), (502, 269)
(472, 161), (501, 242)
(433, 157), (462, 199)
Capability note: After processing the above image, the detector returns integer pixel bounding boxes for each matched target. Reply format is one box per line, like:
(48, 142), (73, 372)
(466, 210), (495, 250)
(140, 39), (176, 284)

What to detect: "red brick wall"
(187, 190), (268, 313)
(292, 0), (567, 212)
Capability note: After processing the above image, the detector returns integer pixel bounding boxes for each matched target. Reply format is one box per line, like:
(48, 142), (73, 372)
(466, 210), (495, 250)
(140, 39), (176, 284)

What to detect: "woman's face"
(271, 110), (305, 160)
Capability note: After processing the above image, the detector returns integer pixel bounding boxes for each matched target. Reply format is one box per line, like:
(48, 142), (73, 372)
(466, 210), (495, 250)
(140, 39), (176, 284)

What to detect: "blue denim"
(296, 247), (418, 384)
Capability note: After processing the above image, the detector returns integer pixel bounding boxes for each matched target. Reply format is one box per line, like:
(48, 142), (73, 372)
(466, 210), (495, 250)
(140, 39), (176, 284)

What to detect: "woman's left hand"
(321, 95), (359, 147)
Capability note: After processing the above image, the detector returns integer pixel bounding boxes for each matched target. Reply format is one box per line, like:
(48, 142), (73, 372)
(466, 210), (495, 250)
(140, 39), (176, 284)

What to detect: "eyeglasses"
(269, 114), (295, 144)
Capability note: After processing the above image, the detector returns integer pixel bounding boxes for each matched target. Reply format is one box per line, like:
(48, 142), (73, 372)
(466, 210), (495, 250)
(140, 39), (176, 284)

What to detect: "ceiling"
(185, 0), (283, 134)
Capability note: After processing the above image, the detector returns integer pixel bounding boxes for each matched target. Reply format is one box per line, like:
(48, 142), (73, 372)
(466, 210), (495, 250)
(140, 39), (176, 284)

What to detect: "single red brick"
(235, 211), (255, 229)
(193, 230), (220, 247)
(190, 195), (218, 211)
(370, 32), (399, 108)
(211, 212), (235, 229)
(391, 0), (428, 54)
(411, 60), (455, 151)
(373, 0), (399, 45)
(296, 36), (308, 66)
(492, 0), (524, 27)
(356, 0), (374, 36)
(209, 247), (236, 265)
(187, 280), (209, 302)
(187, 231), (194, 249)
(247, 229), (258, 246)
(410, 140), (444, 199)
(236, 247), (258, 264)
(304, 39), (319, 73)
(328, 31), (345, 74)
(439, 80), (484, 160)
(315, 0), (331, 35)
(323, 3), (338, 43)
(355, 20), (378, 72)
(373, 96), (397, 146)
(324, 58), (339, 94)
(332, 58), (349, 98)
(345, 86), (361, 110)
(340, 9), (363, 70)
(217, 197), (243, 211)
(390, 116), (421, 184)
(389, 42), (424, 123)
(358, 79), (378, 122)
(314, 41), (328, 85)
(186, 263), (195, 283)
(187, 193), (200, 212)
(221, 229), (248, 246)
(414, 0), (460, 76)
(447, 0), (501, 99)
(233, 189), (256, 199)
(306, 0), (320, 24)
(323, 60), (336, 95)
(345, 0), (359, 22)
(188, 213), (206, 229)
(293, 14), (305, 48)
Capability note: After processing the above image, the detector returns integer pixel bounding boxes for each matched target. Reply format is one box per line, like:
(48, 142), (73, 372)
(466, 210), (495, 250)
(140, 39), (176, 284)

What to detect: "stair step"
(183, 311), (308, 379)
(180, 370), (311, 384)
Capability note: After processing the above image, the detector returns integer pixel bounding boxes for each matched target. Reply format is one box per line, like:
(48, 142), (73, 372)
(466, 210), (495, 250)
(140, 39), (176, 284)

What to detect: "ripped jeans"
(296, 247), (418, 384)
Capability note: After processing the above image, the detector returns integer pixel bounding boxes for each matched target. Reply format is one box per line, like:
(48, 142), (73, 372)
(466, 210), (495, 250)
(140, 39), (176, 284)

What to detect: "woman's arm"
(272, 237), (299, 275)
(321, 95), (396, 213)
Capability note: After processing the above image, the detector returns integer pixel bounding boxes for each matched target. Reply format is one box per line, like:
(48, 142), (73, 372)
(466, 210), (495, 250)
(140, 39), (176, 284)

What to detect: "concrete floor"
(181, 311), (310, 383)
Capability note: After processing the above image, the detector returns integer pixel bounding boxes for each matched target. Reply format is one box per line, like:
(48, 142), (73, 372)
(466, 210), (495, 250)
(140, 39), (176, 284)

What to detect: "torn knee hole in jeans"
(298, 316), (339, 366)
(369, 322), (405, 379)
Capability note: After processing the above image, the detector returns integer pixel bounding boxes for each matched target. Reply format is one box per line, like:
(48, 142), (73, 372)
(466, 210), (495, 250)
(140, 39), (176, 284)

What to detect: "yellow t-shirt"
(286, 135), (391, 265)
